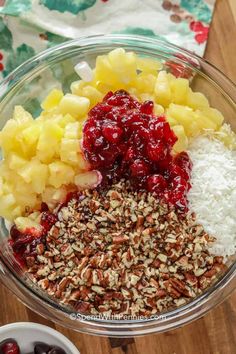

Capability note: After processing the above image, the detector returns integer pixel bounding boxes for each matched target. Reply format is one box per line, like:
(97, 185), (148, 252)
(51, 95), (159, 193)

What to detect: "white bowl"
(0, 322), (80, 354)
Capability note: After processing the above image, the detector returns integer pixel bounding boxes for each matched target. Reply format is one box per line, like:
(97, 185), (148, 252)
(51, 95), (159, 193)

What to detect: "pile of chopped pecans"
(27, 180), (226, 317)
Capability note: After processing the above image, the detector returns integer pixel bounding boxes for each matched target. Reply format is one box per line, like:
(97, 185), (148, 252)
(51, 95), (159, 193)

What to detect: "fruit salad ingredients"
(83, 90), (192, 210)
(17, 180), (226, 317)
(0, 47), (228, 221)
(0, 102), (93, 220)
(71, 48), (225, 151)
(188, 136), (236, 257)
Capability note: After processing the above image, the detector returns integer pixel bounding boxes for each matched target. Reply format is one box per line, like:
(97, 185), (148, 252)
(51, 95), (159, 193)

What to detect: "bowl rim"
(0, 322), (80, 353)
(0, 33), (236, 88)
(0, 33), (235, 336)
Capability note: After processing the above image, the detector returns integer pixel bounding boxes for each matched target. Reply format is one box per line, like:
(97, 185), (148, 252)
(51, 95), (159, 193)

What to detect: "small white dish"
(0, 322), (80, 354)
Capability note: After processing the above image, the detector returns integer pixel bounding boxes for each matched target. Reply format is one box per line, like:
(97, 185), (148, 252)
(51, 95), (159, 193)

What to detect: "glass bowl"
(0, 34), (235, 337)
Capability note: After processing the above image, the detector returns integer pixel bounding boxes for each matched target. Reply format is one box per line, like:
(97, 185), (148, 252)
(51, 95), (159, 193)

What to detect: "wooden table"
(1, 0), (236, 353)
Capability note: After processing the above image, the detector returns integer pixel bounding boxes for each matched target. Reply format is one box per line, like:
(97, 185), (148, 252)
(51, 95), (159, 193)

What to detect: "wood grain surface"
(0, 0), (236, 353)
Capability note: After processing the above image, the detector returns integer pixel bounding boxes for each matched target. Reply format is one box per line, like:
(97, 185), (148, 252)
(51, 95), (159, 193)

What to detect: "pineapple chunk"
(170, 78), (189, 105)
(82, 86), (103, 107)
(8, 153), (27, 171)
(166, 116), (178, 127)
(108, 48), (126, 66)
(59, 94), (90, 119)
(28, 211), (41, 223)
(108, 49), (137, 85)
(0, 193), (17, 220)
(95, 81), (113, 94)
(48, 161), (75, 188)
(0, 119), (20, 154)
(41, 89), (64, 111)
(1, 193), (16, 206)
(13, 106), (33, 125)
(202, 107), (224, 128)
(60, 138), (81, 165)
(14, 216), (42, 234)
(30, 163), (48, 194)
(21, 123), (41, 150)
(187, 90), (209, 110)
(167, 104), (200, 136)
(136, 73), (156, 94)
(64, 122), (81, 139)
(139, 93), (155, 102)
(137, 57), (162, 72)
(173, 125), (188, 152)
(77, 153), (90, 170)
(194, 110), (217, 131)
(11, 206), (22, 219)
(42, 186), (69, 210)
(18, 159), (48, 193)
(74, 171), (101, 189)
(154, 103), (165, 116)
(95, 55), (121, 88)
(70, 80), (86, 96)
(53, 114), (76, 128)
(95, 50), (137, 88)
(154, 71), (172, 107)
(37, 121), (63, 162)
(0, 161), (9, 176)
(14, 177), (38, 208)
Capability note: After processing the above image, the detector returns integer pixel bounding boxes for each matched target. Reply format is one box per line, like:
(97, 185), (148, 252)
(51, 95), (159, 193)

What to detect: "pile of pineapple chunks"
(0, 47), (233, 221)
(0, 98), (92, 220)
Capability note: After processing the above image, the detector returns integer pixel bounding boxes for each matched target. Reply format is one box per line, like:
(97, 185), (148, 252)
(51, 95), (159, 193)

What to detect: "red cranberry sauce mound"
(82, 90), (192, 210)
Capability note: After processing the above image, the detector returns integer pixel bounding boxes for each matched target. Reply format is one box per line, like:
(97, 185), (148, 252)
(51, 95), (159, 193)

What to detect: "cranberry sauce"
(83, 90), (192, 210)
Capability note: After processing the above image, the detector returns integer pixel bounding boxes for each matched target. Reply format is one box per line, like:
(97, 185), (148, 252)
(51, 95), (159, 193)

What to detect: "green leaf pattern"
(0, 17), (13, 51)
(40, 0), (96, 14)
(0, 0), (32, 16)
(3, 44), (35, 77)
(180, 0), (212, 24)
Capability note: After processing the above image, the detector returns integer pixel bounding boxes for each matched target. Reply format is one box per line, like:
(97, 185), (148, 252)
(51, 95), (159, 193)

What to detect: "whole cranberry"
(48, 347), (66, 354)
(10, 225), (22, 241)
(147, 174), (168, 194)
(147, 141), (167, 162)
(102, 123), (123, 143)
(174, 151), (193, 171)
(1, 340), (20, 354)
(34, 342), (51, 354)
(130, 159), (150, 177)
(140, 100), (154, 115)
(40, 212), (57, 232)
(170, 163), (190, 181)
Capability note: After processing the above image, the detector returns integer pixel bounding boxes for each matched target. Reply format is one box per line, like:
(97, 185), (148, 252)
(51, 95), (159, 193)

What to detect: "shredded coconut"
(188, 136), (236, 258)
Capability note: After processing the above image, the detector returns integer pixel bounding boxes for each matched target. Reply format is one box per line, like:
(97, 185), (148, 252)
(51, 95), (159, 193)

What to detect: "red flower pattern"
(190, 21), (209, 44)
(165, 53), (199, 79)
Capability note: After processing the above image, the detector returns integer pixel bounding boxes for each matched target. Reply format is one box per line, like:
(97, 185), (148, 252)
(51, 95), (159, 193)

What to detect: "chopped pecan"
(21, 180), (227, 318)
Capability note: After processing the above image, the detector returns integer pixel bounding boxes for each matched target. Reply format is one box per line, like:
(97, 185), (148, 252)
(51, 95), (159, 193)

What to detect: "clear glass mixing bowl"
(0, 34), (235, 337)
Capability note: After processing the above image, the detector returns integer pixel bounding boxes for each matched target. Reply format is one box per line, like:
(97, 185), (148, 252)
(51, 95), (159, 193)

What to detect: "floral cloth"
(0, 0), (215, 80)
